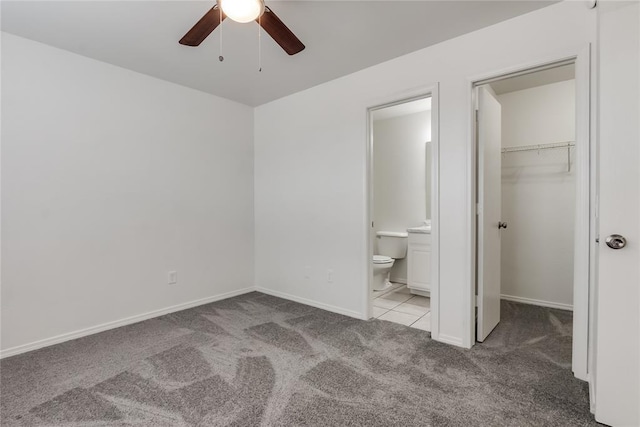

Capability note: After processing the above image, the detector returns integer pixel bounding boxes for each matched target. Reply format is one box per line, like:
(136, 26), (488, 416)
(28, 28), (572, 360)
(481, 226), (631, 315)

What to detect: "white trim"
(0, 287), (256, 359)
(466, 77), (479, 350)
(365, 83), (441, 341)
(500, 294), (573, 311)
(389, 277), (407, 285)
(436, 334), (464, 347)
(255, 287), (364, 320)
(467, 46), (593, 367)
(365, 97), (375, 322)
(589, 374), (596, 413)
(429, 84), (441, 342)
(572, 44), (592, 382)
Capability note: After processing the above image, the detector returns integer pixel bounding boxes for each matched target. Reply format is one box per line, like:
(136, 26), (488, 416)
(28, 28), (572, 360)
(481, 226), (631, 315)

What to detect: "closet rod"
(501, 141), (575, 154)
(501, 141), (575, 172)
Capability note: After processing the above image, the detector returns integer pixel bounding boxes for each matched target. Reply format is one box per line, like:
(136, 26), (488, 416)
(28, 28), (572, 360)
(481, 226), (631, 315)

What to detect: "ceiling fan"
(179, 0), (305, 56)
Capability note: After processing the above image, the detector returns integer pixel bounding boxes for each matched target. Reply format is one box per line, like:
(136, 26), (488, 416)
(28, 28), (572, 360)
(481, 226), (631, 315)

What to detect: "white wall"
(498, 80), (576, 309)
(254, 1), (596, 345)
(1, 34), (255, 354)
(373, 111), (431, 283)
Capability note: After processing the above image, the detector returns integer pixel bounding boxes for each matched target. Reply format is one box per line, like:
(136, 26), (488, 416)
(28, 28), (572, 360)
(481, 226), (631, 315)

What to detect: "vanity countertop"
(407, 225), (431, 234)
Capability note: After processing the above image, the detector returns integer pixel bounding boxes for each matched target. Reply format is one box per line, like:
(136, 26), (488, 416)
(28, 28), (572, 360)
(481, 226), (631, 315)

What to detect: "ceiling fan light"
(220, 0), (265, 23)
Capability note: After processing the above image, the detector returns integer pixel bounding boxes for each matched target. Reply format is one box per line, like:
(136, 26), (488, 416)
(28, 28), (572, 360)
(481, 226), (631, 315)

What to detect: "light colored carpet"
(0, 292), (597, 426)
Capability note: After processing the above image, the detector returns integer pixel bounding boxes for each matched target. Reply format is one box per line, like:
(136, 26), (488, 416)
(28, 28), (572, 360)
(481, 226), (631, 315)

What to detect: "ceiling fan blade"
(257, 7), (305, 55)
(179, 5), (226, 46)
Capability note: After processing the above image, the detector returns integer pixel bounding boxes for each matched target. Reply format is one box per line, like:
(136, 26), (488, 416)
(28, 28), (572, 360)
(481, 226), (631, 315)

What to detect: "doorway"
(473, 59), (591, 380)
(365, 87), (440, 337)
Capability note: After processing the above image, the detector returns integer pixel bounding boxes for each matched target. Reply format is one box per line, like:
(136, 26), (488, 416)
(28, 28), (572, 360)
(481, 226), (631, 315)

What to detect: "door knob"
(498, 221), (508, 229)
(605, 234), (627, 249)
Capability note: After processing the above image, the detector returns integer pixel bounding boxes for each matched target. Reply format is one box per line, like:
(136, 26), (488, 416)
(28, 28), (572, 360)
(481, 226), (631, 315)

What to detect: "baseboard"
(501, 294), (573, 311)
(254, 287), (364, 320)
(435, 333), (464, 348)
(573, 367), (589, 382)
(390, 277), (407, 285)
(408, 287), (430, 297)
(0, 287), (256, 359)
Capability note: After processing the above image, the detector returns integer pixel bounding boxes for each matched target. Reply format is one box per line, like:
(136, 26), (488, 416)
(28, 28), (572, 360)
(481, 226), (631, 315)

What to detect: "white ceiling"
(491, 63), (575, 95)
(1, 1), (557, 106)
(372, 97), (431, 121)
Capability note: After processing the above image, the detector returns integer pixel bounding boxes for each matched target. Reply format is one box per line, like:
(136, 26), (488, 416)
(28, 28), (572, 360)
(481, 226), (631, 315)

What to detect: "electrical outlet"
(327, 269), (334, 283)
(168, 271), (178, 285)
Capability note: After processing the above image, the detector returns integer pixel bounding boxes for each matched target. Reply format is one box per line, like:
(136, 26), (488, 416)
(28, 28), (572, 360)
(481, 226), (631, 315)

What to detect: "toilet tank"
(376, 231), (408, 259)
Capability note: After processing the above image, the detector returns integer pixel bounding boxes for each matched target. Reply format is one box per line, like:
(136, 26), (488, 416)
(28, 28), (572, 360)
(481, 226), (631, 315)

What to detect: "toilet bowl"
(372, 255), (395, 291)
(372, 231), (408, 292)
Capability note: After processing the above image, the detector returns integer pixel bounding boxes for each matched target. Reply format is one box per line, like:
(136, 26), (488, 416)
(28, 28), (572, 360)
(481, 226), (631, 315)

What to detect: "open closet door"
(477, 85), (502, 342)
(594, 2), (640, 424)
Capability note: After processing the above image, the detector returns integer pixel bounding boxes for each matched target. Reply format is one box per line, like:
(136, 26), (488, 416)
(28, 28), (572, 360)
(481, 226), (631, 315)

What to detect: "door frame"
(365, 83), (440, 340)
(466, 46), (593, 382)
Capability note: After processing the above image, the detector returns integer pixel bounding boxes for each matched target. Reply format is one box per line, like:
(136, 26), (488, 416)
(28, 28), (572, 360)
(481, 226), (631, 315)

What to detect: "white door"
(476, 85), (502, 342)
(594, 2), (639, 425)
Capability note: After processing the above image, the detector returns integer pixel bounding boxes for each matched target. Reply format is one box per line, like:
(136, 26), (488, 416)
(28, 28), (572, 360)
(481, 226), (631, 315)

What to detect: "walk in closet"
(495, 67), (576, 311)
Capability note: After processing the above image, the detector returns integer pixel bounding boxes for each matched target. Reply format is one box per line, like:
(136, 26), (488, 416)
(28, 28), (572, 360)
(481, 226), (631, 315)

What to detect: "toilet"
(373, 231), (408, 291)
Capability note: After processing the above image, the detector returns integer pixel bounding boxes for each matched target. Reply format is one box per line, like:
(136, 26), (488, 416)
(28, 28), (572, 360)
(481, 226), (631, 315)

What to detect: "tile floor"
(372, 283), (431, 332)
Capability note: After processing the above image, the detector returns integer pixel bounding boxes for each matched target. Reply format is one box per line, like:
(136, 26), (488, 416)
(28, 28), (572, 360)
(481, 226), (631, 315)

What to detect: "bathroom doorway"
(366, 87), (439, 337)
(472, 57), (592, 381)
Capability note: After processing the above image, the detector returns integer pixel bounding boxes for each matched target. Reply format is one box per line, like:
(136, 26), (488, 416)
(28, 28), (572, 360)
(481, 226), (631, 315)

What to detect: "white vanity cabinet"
(407, 230), (431, 295)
